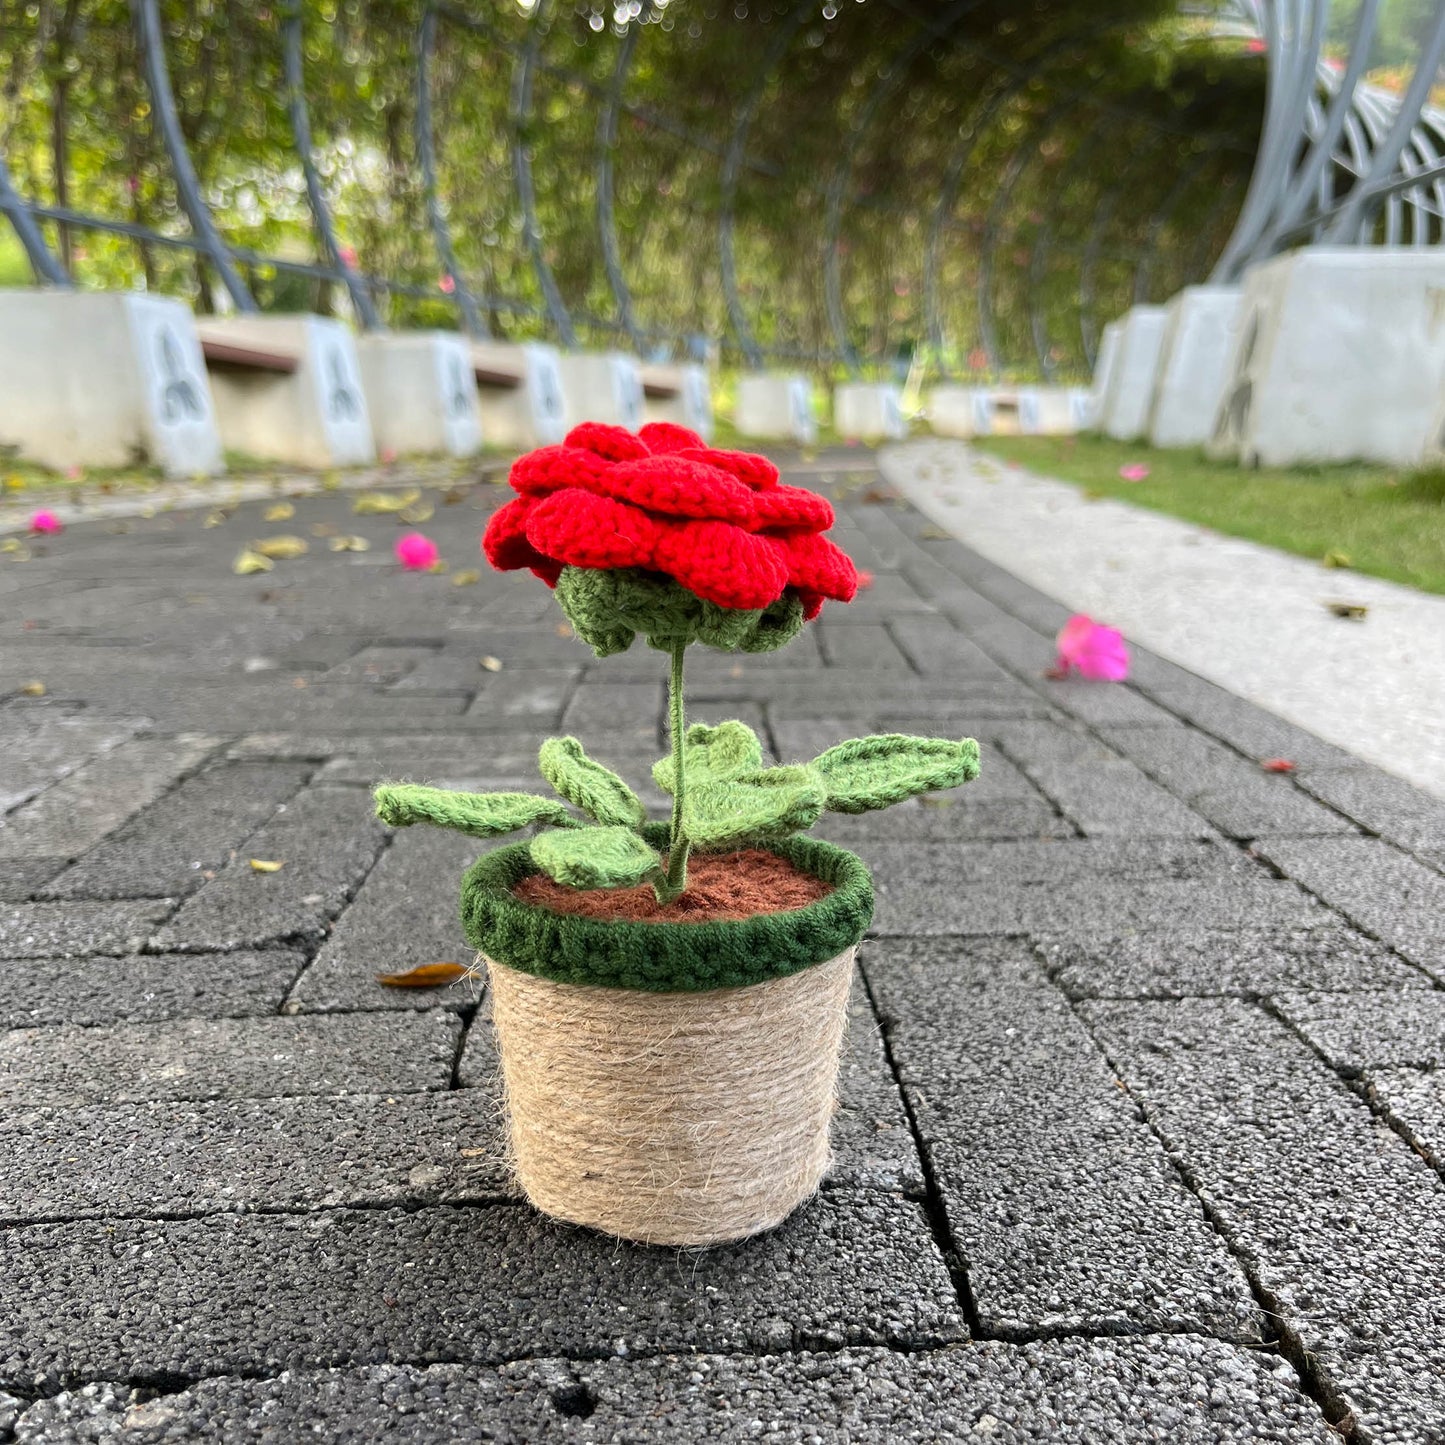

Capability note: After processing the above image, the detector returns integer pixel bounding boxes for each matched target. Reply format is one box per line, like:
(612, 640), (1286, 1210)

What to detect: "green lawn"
(973, 434), (1445, 596)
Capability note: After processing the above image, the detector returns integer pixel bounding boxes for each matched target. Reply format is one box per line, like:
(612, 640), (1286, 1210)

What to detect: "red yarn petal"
(749, 483), (834, 533)
(638, 421), (705, 454)
(597, 456), (756, 524)
(680, 447), (779, 490)
(564, 422), (650, 462)
(524, 488), (659, 571)
(483, 496), (549, 572)
(794, 588), (825, 620)
(651, 519), (789, 610)
(509, 445), (611, 497)
(779, 530), (859, 603)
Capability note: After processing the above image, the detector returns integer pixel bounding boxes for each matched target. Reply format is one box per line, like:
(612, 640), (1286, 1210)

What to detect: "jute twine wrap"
(486, 945), (856, 1247)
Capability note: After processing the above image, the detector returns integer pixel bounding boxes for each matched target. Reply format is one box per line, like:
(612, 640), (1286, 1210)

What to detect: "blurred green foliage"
(0, 0), (1267, 376)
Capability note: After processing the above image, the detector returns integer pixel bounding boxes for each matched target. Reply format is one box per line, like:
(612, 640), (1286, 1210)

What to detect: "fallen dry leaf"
(321, 470), (342, 491)
(310, 522), (337, 537)
(918, 524), (952, 540)
(442, 487), (468, 505)
(249, 858), (285, 872)
(398, 500), (435, 524)
(1326, 601), (1368, 620)
(203, 510), (230, 528)
(555, 622), (574, 638)
(252, 535), (309, 559)
(19, 680), (46, 696)
(264, 502), (295, 522)
(1322, 550), (1352, 569)
(451, 568), (481, 586)
(480, 655), (503, 672)
(328, 534), (371, 552)
(1261, 758), (1296, 773)
(859, 487), (897, 505)
(376, 961), (470, 988)
(233, 549), (274, 575)
(458, 1146), (489, 1158)
(353, 488), (421, 515)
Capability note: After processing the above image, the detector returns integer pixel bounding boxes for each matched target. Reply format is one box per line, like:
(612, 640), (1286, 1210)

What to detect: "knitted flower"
(483, 423), (858, 620)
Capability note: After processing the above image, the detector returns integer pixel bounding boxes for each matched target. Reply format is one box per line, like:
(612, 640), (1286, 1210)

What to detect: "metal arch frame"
(415, 5), (488, 336)
(509, 0), (576, 347)
(130, 0), (256, 311)
(973, 98), (1082, 377)
(281, 2), (381, 330)
(1325, 4), (1445, 242)
(595, 7), (649, 353)
(822, 0), (985, 376)
(718, 5), (812, 370)
(0, 155), (70, 286)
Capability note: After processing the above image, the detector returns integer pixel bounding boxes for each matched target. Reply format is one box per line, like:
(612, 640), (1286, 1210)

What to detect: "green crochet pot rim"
(459, 827), (873, 994)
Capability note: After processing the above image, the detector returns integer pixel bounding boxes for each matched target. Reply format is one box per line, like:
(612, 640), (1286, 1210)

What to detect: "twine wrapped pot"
(461, 834), (873, 1247)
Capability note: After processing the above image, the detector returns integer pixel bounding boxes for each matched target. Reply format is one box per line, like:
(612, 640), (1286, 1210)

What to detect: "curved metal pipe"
(596, 10), (647, 352)
(510, 0), (576, 346)
(718, 6), (810, 369)
(282, 4), (380, 329)
(416, 5), (487, 335)
(0, 154), (70, 286)
(130, 0), (256, 310)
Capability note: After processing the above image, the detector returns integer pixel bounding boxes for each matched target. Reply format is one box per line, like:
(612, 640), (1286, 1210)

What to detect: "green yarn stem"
(658, 636), (690, 905)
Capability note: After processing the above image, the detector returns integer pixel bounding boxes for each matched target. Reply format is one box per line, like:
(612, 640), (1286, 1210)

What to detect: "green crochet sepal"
(555, 566), (805, 658)
(462, 827), (873, 992)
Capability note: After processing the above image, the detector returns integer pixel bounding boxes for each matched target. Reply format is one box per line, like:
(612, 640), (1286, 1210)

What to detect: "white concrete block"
(642, 362), (714, 440)
(1147, 286), (1243, 450)
(1102, 305), (1168, 442)
(1088, 321), (1124, 429)
(557, 352), (645, 430)
(357, 331), (482, 458)
(1211, 248), (1445, 468)
(834, 383), (907, 440)
(471, 341), (567, 447)
(926, 385), (994, 438)
(735, 373), (817, 444)
(0, 289), (223, 476)
(196, 314), (375, 469)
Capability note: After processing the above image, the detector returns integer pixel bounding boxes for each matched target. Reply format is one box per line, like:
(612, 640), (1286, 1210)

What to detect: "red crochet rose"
(482, 422), (858, 618)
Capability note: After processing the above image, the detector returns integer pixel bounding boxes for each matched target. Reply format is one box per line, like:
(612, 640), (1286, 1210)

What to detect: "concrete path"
(2, 452), (1444, 1441)
(881, 438), (1445, 799)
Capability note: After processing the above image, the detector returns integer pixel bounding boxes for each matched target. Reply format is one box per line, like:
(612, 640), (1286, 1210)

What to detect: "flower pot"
(460, 834), (873, 1246)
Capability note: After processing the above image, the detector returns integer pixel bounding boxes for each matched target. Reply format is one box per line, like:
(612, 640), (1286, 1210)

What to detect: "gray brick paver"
(5, 462), (1441, 1436)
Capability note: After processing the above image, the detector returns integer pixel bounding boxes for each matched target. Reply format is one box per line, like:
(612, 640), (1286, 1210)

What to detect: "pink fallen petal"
(29, 510), (62, 535)
(1055, 614), (1129, 682)
(395, 533), (439, 571)
(856, 569), (875, 590)
(1118, 463), (1150, 482)
(380, 447), (398, 466)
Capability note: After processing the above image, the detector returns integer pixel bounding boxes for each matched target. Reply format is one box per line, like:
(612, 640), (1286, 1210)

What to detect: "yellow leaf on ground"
(442, 487), (468, 504)
(19, 680), (46, 697)
(252, 535), (309, 559)
(203, 510), (229, 528)
(479, 655), (503, 672)
(264, 502), (295, 521)
(353, 488), (420, 515)
(233, 549), (274, 575)
(321, 470), (342, 491)
(398, 500), (435, 524)
(1326, 601), (1368, 620)
(376, 961), (471, 988)
(1323, 550), (1352, 569)
(3, 474), (24, 491)
(310, 522), (337, 537)
(249, 858), (285, 872)
(451, 568), (481, 586)
(328, 534), (371, 552)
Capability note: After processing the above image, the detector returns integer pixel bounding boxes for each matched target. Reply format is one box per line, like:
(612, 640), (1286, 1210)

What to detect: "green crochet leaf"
(811, 735), (981, 814)
(539, 736), (647, 829)
(555, 566), (804, 658)
(653, 721), (764, 794)
(529, 826), (661, 890)
(373, 784), (580, 838)
(682, 765), (827, 850)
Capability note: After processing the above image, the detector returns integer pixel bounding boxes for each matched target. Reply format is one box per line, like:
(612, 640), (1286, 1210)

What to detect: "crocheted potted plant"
(374, 421), (978, 1247)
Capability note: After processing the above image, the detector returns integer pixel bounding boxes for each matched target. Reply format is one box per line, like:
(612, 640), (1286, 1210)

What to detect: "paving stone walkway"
(2, 452), (1444, 1443)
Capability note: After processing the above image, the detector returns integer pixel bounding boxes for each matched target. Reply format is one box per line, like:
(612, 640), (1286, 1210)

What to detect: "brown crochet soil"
(515, 849), (834, 924)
